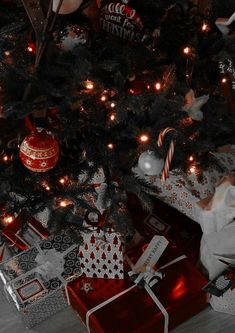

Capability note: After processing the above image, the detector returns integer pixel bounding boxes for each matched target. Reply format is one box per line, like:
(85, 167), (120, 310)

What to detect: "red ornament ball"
(19, 131), (59, 172)
(126, 76), (150, 95)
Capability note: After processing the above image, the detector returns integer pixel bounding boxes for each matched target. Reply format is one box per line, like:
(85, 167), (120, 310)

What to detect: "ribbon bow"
(35, 248), (65, 280)
(128, 266), (164, 289)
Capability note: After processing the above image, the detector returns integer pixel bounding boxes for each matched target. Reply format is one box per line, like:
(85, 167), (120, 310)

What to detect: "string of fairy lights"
(0, 19), (232, 226)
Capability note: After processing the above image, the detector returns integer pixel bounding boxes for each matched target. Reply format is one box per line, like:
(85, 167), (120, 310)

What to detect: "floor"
(1, 283), (235, 333)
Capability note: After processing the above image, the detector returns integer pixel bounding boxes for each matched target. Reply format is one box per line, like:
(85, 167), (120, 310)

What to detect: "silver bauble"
(138, 150), (164, 176)
(54, 24), (90, 51)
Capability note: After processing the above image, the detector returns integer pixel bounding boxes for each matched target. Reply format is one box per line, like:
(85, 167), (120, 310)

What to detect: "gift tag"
(144, 214), (171, 234)
(15, 277), (46, 303)
(133, 235), (169, 273)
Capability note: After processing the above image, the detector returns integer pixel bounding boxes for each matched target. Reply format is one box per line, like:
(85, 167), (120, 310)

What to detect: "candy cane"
(157, 127), (176, 182)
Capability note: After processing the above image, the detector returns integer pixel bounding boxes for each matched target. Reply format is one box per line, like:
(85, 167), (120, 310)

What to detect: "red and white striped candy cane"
(157, 127), (176, 182)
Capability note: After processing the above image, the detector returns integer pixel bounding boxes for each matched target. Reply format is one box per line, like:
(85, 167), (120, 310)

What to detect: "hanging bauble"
(19, 130), (59, 172)
(54, 24), (90, 51)
(53, 0), (84, 15)
(126, 75), (150, 95)
(138, 150), (164, 176)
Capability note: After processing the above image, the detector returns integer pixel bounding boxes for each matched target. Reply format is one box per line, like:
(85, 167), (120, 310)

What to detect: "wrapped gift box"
(134, 146), (235, 222)
(127, 194), (202, 264)
(68, 238), (208, 333)
(79, 225), (124, 279)
(204, 262), (235, 315)
(0, 229), (81, 328)
(2, 213), (50, 252)
(210, 288), (235, 315)
(0, 241), (19, 264)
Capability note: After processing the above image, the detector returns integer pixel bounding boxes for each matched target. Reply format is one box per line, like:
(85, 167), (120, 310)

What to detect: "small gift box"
(128, 195), (202, 264)
(2, 212), (50, 251)
(68, 236), (208, 333)
(0, 229), (81, 328)
(0, 241), (18, 264)
(204, 262), (235, 315)
(79, 219), (124, 279)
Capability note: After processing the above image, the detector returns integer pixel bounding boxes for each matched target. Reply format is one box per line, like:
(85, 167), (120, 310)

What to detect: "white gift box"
(210, 288), (235, 315)
(195, 173), (235, 234)
(134, 146), (235, 223)
(79, 225), (124, 279)
(200, 222), (235, 279)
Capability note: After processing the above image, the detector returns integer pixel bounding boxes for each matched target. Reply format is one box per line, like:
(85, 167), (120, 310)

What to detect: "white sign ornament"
(100, 2), (143, 43)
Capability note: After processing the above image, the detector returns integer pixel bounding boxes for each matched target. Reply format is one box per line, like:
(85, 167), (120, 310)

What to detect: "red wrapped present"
(68, 237), (208, 333)
(127, 194), (202, 264)
(2, 212), (50, 251)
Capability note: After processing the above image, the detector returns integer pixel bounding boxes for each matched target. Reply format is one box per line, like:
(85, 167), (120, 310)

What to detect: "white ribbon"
(35, 248), (65, 280)
(128, 265), (164, 288)
(85, 254), (187, 333)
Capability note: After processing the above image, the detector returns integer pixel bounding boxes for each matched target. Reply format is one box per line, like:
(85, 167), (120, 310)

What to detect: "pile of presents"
(1, 146), (235, 332)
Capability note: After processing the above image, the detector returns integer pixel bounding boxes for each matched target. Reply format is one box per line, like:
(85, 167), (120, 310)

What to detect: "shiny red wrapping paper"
(68, 241), (208, 333)
(2, 214), (50, 251)
(127, 194), (202, 264)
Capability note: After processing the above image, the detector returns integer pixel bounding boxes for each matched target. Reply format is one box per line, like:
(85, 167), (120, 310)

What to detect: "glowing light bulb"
(60, 200), (68, 207)
(3, 155), (9, 162)
(202, 23), (208, 32)
(189, 155), (194, 162)
(59, 177), (66, 184)
(42, 181), (51, 191)
(139, 134), (149, 143)
(155, 82), (161, 91)
(58, 198), (73, 207)
(221, 78), (227, 84)
(101, 95), (107, 102)
(4, 51), (10, 57)
(189, 166), (196, 173)
(183, 47), (191, 55)
(3, 215), (14, 224)
(107, 143), (114, 150)
(84, 80), (94, 90)
(110, 102), (115, 108)
(27, 46), (33, 52)
(110, 113), (116, 121)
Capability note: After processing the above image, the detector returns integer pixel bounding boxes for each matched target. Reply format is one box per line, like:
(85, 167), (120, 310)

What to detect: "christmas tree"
(0, 0), (235, 240)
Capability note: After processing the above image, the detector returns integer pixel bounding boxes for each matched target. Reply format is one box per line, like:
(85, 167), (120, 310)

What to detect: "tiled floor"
(1, 283), (235, 333)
